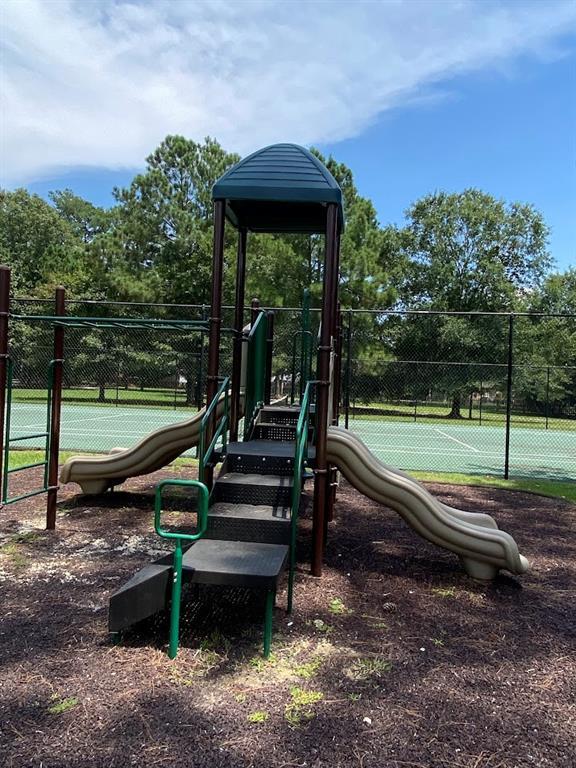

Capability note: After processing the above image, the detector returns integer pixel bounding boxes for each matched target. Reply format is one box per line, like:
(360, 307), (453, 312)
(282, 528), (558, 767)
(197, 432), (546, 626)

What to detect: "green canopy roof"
(212, 143), (344, 234)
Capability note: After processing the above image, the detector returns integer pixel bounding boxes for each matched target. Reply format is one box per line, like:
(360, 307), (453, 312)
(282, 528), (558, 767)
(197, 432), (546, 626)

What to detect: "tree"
(109, 135), (240, 306)
(395, 190), (552, 417)
(514, 269), (576, 415)
(49, 189), (113, 244)
(0, 188), (91, 296)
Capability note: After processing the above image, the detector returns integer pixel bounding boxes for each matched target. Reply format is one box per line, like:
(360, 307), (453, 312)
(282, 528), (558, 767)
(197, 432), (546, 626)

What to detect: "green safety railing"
(2, 357), (55, 504)
(11, 314), (210, 333)
(287, 380), (316, 613)
(198, 376), (229, 485)
(154, 479), (209, 659)
(244, 310), (268, 439)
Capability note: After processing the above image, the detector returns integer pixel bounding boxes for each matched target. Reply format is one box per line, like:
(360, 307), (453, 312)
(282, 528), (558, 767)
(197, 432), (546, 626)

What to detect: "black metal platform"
(182, 539), (288, 589)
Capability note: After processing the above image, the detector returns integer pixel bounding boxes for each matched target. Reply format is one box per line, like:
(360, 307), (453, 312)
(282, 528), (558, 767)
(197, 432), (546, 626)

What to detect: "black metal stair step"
(227, 440), (295, 457)
(209, 501), (290, 520)
(206, 502), (290, 544)
(258, 405), (315, 426)
(181, 539), (289, 588)
(109, 554), (172, 632)
(108, 539), (289, 632)
(226, 440), (295, 474)
(213, 472), (293, 505)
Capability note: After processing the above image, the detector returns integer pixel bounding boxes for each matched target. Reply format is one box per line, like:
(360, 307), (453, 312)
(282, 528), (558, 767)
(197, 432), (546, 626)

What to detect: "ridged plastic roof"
(212, 143), (344, 234)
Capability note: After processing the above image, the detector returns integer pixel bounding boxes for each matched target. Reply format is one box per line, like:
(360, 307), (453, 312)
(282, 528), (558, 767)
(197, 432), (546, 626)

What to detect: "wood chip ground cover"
(0, 466), (574, 767)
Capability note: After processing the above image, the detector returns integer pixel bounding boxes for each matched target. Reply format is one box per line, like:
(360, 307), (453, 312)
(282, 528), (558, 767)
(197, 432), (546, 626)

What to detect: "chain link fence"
(5, 298), (575, 481)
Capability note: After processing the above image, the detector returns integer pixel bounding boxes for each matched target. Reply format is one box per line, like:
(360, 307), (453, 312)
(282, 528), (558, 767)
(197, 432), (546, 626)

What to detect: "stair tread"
(227, 440), (295, 458)
(209, 502), (291, 521)
(216, 473), (294, 487)
(182, 539), (289, 582)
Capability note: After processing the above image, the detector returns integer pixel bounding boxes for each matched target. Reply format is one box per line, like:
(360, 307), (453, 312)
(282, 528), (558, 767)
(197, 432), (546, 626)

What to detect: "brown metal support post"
(46, 286), (65, 529)
(230, 228), (247, 441)
(0, 266), (11, 505)
(264, 311), (274, 404)
(311, 204), (339, 576)
(205, 200), (226, 487)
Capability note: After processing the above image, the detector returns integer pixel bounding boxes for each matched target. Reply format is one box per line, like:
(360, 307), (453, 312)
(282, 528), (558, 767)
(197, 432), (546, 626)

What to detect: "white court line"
(12, 413), (138, 430)
(367, 446), (573, 460)
(433, 428), (479, 452)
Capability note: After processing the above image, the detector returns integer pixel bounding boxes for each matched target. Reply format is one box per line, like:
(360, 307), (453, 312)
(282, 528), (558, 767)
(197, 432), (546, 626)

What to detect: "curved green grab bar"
(154, 479), (209, 542)
(153, 478), (209, 659)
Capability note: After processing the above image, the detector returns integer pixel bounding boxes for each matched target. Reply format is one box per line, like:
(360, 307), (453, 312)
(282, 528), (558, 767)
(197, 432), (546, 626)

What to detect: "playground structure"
(0, 144), (529, 657)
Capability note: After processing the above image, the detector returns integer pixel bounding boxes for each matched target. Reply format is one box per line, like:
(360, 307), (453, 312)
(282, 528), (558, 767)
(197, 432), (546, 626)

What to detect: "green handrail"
(287, 380), (315, 613)
(2, 357), (55, 504)
(154, 479), (209, 659)
(198, 377), (229, 485)
(244, 311), (267, 439)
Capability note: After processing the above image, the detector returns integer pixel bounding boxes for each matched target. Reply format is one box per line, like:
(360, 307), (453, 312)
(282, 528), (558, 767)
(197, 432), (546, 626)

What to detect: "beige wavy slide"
(326, 426), (529, 581)
(60, 398), (227, 496)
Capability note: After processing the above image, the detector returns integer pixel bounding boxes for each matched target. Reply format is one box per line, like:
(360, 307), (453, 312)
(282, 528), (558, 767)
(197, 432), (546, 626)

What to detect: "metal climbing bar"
(154, 479), (209, 659)
(2, 357), (55, 505)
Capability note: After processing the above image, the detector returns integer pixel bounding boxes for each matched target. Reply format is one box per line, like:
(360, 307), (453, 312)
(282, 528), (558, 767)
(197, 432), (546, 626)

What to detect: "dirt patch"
(1, 465), (574, 768)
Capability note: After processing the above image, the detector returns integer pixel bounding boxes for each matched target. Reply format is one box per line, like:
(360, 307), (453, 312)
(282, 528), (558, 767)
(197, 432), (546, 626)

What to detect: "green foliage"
(47, 696), (79, 714)
(328, 597), (351, 615)
(432, 587), (456, 598)
(284, 687), (324, 726)
(0, 189), (90, 296)
(247, 710), (269, 723)
(294, 657), (323, 679)
(347, 657), (392, 680)
(110, 135), (240, 305)
(390, 189), (554, 416)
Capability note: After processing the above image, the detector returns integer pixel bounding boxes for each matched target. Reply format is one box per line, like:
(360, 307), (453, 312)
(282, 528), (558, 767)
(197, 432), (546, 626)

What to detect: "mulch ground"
(0, 464), (574, 768)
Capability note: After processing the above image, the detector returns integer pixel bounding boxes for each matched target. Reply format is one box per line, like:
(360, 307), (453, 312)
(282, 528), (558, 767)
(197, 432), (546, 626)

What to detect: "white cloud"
(1, 0), (575, 184)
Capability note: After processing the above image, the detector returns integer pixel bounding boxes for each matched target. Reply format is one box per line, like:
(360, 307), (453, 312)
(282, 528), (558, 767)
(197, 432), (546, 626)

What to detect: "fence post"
(115, 356), (120, 407)
(46, 286), (65, 530)
(545, 366), (550, 430)
(479, 380), (483, 425)
(344, 309), (352, 429)
(504, 313), (514, 480)
(174, 359), (179, 410)
(0, 266), (10, 503)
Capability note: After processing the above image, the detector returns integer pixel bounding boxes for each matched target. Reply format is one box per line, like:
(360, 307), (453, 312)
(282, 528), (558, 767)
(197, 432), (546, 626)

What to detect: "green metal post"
(154, 479), (209, 659)
(169, 539), (183, 659)
(263, 589), (275, 658)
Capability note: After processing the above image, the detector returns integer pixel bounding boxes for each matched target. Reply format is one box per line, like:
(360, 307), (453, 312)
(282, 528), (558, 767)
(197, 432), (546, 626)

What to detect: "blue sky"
(3, 1), (576, 271)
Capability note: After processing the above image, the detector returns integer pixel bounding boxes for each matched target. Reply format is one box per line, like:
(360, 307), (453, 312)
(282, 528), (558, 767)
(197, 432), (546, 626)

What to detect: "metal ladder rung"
(7, 460), (48, 474)
(9, 432), (49, 443)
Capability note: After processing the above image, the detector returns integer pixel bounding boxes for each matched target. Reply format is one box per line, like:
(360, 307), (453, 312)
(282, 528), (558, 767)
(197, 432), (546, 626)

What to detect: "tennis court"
(7, 401), (576, 481)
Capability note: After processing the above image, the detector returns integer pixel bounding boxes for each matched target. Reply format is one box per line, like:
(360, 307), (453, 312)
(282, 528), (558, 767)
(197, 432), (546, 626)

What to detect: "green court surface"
(7, 402), (576, 481)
